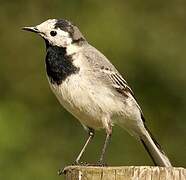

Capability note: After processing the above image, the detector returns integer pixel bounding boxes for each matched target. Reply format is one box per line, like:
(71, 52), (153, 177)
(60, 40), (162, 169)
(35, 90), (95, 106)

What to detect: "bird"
(22, 19), (172, 167)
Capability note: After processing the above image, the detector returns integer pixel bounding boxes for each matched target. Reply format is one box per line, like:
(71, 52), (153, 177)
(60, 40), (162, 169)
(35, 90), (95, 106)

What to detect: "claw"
(72, 161), (79, 166)
(97, 160), (107, 166)
(58, 168), (65, 176)
(72, 161), (88, 166)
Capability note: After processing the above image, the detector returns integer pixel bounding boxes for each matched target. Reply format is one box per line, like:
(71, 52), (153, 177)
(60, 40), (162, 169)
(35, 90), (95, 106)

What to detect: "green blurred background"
(0, 0), (186, 179)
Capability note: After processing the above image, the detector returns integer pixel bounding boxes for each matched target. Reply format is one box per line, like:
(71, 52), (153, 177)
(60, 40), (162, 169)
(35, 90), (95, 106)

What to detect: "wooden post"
(63, 166), (186, 180)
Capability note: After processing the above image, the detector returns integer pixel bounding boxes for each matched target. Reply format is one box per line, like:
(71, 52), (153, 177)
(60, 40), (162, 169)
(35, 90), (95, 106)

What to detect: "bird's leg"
(98, 127), (112, 165)
(59, 130), (94, 176)
(74, 128), (94, 165)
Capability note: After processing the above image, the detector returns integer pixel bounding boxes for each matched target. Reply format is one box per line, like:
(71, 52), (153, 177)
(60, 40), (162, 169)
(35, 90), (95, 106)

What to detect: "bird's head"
(22, 19), (86, 47)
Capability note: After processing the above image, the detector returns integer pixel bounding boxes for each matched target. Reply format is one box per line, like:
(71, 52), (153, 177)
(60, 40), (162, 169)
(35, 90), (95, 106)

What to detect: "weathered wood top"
(63, 165), (186, 180)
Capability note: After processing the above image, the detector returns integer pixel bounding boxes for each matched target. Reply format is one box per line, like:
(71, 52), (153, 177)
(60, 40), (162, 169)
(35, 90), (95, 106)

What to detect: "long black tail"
(140, 124), (172, 167)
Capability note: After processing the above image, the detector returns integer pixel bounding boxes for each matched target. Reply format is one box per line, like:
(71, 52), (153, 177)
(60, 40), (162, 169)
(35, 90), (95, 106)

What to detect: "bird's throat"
(45, 45), (79, 85)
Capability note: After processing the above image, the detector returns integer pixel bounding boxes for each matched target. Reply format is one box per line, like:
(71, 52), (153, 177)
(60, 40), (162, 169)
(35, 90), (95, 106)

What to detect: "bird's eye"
(50, 31), (57, 36)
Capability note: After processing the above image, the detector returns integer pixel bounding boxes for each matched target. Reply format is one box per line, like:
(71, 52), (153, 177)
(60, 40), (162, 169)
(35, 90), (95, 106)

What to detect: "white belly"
(49, 76), (102, 129)
(48, 73), (124, 130)
(48, 72), (144, 136)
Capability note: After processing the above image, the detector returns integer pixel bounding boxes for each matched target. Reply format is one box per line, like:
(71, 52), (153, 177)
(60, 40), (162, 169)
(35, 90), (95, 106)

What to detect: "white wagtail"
(23, 19), (172, 167)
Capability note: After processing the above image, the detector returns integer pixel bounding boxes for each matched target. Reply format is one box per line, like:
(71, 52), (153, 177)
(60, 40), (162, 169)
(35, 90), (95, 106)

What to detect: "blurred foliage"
(0, 0), (186, 179)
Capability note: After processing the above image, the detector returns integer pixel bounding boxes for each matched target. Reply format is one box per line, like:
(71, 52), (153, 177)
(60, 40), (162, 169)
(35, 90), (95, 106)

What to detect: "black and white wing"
(99, 67), (145, 121)
(83, 46), (143, 118)
(99, 67), (134, 97)
(83, 46), (135, 98)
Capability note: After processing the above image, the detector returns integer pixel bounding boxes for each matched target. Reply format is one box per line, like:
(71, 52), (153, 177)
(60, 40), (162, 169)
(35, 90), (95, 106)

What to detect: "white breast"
(48, 66), (126, 130)
(47, 49), (143, 133)
(48, 73), (101, 129)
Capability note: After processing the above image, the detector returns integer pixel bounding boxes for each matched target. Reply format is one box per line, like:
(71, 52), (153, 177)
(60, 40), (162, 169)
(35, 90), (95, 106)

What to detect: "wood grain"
(63, 166), (186, 180)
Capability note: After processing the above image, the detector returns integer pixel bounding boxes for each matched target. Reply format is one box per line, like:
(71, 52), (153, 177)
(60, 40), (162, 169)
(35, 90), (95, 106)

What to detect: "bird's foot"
(58, 161), (88, 176)
(72, 161), (89, 166)
(58, 168), (65, 176)
(96, 160), (107, 167)
(72, 160), (107, 167)
(79, 161), (107, 167)
(57, 161), (86, 176)
(57, 160), (107, 175)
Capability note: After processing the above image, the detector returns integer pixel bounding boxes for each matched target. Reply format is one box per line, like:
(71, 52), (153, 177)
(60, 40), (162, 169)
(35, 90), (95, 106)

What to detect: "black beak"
(22, 26), (40, 33)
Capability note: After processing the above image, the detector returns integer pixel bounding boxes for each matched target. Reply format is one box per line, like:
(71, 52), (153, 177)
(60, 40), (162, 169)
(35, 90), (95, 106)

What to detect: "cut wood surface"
(63, 166), (186, 180)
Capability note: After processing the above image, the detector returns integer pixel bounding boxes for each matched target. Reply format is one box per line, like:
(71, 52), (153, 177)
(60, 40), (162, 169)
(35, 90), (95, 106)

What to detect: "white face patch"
(36, 19), (73, 47)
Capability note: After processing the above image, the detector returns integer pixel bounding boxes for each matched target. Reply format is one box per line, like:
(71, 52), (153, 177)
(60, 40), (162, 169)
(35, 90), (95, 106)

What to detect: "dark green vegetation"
(0, 0), (186, 179)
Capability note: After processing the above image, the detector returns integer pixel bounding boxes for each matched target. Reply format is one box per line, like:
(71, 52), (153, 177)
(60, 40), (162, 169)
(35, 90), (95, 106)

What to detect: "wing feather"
(83, 46), (144, 121)
(100, 68), (134, 97)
